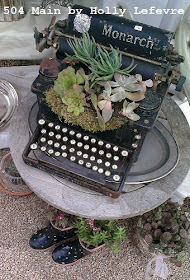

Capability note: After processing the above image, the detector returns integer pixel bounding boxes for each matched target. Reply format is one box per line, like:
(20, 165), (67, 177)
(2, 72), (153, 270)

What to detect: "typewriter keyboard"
(23, 118), (137, 198)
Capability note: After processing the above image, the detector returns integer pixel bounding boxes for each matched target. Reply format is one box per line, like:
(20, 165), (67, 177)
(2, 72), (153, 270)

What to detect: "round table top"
(9, 93), (190, 219)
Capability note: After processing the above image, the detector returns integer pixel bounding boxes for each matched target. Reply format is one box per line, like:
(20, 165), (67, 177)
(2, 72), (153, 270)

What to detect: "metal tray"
(28, 101), (179, 184)
(0, 79), (18, 129)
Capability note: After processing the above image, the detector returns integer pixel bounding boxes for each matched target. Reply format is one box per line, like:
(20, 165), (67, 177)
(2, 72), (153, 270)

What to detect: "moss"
(45, 89), (126, 132)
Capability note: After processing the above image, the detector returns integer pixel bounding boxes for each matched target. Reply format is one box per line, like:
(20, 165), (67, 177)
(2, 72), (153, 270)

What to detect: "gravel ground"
(0, 148), (190, 280)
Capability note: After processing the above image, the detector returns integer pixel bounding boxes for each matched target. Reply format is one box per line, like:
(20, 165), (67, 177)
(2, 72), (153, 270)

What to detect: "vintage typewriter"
(23, 5), (185, 198)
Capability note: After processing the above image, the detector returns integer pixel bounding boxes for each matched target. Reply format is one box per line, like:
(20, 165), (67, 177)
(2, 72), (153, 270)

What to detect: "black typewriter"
(23, 5), (185, 198)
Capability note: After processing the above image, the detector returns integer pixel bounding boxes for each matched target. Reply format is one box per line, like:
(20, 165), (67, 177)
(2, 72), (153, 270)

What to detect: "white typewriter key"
(55, 125), (61, 130)
(69, 130), (75, 136)
(83, 136), (89, 141)
(132, 143), (138, 148)
(41, 146), (46, 152)
(86, 162), (91, 168)
(61, 145), (66, 150)
(91, 138), (96, 144)
(70, 156), (76, 161)
(62, 128), (68, 133)
(92, 166), (98, 171)
(47, 140), (53, 145)
(83, 154), (88, 159)
(113, 175), (120, 181)
(55, 134), (61, 140)
(113, 146), (119, 152)
(84, 145), (90, 150)
(90, 156), (95, 161)
(48, 149), (54, 154)
(69, 148), (75, 153)
(98, 140), (104, 146)
(70, 139), (76, 145)
(78, 160), (84, 165)
(41, 129), (46, 134)
(99, 150), (104, 155)
(97, 159), (102, 164)
(49, 131), (54, 137)
(63, 136), (68, 142)
(38, 119), (45, 125)
(54, 142), (60, 148)
(105, 143), (111, 149)
(40, 137), (46, 143)
(30, 143), (37, 150)
(105, 170), (111, 177)
(106, 153), (112, 158)
(76, 133), (82, 139)
(98, 168), (104, 174)
(121, 150), (128, 157)
(112, 165), (118, 170)
(135, 135), (141, 140)
(55, 151), (61, 157)
(48, 122), (54, 128)
(91, 147), (97, 153)
(62, 152), (67, 157)
(77, 151), (82, 156)
(77, 142), (83, 148)
(105, 161), (111, 167)
(114, 156), (119, 161)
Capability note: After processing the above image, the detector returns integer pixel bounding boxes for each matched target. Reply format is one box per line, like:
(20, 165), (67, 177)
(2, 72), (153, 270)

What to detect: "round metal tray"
(28, 102), (179, 184)
(0, 79), (18, 129)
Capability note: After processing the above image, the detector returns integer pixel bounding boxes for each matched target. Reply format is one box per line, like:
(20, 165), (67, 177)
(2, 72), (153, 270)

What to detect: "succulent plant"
(62, 84), (87, 116)
(120, 100), (140, 121)
(47, 206), (74, 229)
(137, 197), (190, 266)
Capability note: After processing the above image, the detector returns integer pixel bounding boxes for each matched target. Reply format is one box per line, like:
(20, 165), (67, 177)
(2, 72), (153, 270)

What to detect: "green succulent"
(53, 66), (85, 98)
(62, 85), (87, 116)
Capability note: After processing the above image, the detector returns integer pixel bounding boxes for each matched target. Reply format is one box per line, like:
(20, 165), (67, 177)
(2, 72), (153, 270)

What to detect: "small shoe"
(29, 225), (76, 251)
(52, 239), (86, 265)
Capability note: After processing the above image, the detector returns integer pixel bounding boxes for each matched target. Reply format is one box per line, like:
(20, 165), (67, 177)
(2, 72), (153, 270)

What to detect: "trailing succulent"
(137, 197), (190, 266)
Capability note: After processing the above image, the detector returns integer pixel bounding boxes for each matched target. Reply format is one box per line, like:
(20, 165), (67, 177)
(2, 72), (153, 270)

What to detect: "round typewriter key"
(113, 146), (119, 152)
(62, 128), (68, 133)
(121, 150), (128, 157)
(132, 143), (138, 148)
(77, 151), (82, 156)
(55, 125), (61, 130)
(114, 156), (119, 161)
(49, 131), (54, 137)
(92, 166), (98, 171)
(78, 160), (84, 165)
(113, 175), (120, 181)
(55, 151), (61, 157)
(40, 137), (46, 143)
(47, 140), (53, 145)
(55, 134), (61, 140)
(38, 119), (45, 125)
(98, 168), (104, 174)
(91, 138), (96, 144)
(99, 150), (104, 155)
(83, 136), (89, 141)
(48, 122), (54, 128)
(135, 135), (141, 140)
(84, 144), (90, 150)
(106, 153), (112, 158)
(91, 147), (97, 153)
(61, 145), (66, 150)
(69, 130), (75, 136)
(134, 129), (138, 133)
(105, 170), (111, 177)
(41, 129), (46, 134)
(90, 156), (95, 161)
(77, 142), (83, 148)
(98, 140), (104, 146)
(62, 136), (68, 142)
(70, 139), (76, 145)
(97, 159), (102, 164)
(86, 162), (91, 168)
(83, 154), (88, 159)
(48, 149), (54, 154)
(54, 142), (60, 148)
(62, 152), (67, 157)
(41, 146), (46, 152)
(76, 133), (82, 139)
(70, 156), (76, 161)
(112, 165), (118, 170)
(30, 143), (37, 150)
(105, 161), (111, 167)
(69, 148), (75, 153)
(105, 143), (111, 149)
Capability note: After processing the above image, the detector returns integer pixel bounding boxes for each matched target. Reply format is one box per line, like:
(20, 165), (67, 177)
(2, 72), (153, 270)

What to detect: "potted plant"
(136, 197), (190, 267)
(74, 217), (127, 253)
(47, 206), (75, 231)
